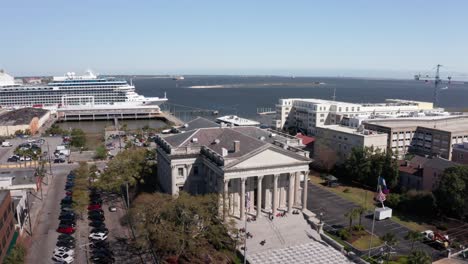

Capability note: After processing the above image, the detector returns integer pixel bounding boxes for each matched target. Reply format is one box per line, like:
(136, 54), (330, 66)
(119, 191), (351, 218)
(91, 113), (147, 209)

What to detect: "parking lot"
(0, 136), (64, 167)
(306, 182), (447, 260)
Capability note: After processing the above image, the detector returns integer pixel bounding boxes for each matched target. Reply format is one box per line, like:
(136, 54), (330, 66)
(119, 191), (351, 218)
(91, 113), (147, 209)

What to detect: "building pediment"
(225, 147), (310, 171)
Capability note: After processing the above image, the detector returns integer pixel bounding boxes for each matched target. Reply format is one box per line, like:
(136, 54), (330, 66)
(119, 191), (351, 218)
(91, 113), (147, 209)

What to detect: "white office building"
(274, 98), (437, 135)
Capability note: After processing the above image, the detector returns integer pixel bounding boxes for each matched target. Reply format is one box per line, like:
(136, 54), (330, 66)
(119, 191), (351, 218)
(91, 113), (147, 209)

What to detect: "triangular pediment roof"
(224, 145), (310, 170)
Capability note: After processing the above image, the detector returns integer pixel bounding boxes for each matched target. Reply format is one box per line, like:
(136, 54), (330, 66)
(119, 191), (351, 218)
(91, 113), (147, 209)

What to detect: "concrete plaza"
(237, 211), (352, 264)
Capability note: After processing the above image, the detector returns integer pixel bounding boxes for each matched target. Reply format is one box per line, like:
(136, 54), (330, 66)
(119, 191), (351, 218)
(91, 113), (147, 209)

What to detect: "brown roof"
(0, 108), (49, 125)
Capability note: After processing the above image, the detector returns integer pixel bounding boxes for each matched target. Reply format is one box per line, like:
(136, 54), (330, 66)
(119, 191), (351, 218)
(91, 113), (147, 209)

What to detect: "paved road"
(306, 182), (447, 260)
(25, 164), (78, 264)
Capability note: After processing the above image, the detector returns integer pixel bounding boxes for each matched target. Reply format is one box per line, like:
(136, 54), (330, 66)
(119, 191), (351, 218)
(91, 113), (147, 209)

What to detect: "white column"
(288, 173), (294, 213)
(223, 179), (229, 220)
(256, 176), (263, 218)
(294, 171), (300, 206)
(302, 171), (309, 211)
(240, 178), (246, 220)
(272, 174), (279, 217)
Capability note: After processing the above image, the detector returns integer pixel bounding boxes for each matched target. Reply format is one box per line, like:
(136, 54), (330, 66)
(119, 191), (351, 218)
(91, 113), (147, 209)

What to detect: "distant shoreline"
(186, 82), (326, 89)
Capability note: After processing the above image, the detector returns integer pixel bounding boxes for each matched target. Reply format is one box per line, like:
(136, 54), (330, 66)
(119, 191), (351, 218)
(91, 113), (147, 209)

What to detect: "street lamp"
(319, 212), (324, 224)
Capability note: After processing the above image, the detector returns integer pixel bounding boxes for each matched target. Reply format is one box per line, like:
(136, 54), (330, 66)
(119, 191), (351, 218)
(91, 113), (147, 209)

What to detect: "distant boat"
(441, 86), (448, 90)
(172, 76), (185, 81)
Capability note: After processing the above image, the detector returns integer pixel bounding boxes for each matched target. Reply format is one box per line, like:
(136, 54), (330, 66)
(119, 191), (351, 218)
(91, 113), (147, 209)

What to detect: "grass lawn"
(351, 233), (383, 250)
(309, 173), (432, 232)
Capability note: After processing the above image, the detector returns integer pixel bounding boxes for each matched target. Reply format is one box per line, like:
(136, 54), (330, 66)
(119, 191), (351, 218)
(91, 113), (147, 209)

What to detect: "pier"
(56, 105), (184, 126)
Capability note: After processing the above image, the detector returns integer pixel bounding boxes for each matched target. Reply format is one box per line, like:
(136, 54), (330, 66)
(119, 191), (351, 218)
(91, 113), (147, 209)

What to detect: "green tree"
(344, 207), (360, 229)
(345, 147), (372, 183)
(356, 206), (366, 226)
(407, 250), (432, 264)
(4, 243), (26, 264)
(381, 232), (398, 247)
(130, 192), (240, 263)
(70, 128), (87, 148)
(71, 162), (90, 218)
(381, 150), (399, 189)
(433, 166), (468, 218)
(45, 124), (65, 135)
(94, 145), (107, 160)
(14, 130), (24, 136)
(405, 230), (423, 252)
(95, 148), (149, 192)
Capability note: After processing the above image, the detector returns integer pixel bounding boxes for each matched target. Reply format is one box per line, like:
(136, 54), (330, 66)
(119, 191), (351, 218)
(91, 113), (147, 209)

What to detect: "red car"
(88, 204), (102, 210)
(57, 226), (75, 234)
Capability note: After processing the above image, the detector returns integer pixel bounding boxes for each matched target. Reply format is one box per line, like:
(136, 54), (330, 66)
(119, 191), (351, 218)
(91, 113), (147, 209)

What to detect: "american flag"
(246, 192), (251, 212)
(376, 190), (386, 203)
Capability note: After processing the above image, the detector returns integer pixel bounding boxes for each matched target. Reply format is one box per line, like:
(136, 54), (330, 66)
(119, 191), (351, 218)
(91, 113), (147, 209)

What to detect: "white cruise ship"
(0, 70), (167, 110)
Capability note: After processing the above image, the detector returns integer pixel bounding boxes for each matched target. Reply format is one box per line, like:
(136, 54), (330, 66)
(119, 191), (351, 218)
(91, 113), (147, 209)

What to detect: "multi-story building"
(398, 156), (457, 191)
(314, 125), (388, 163)
(364, 115), (468, 160)
(274, 98), (436, 134)
(452, 142), (468, 164)
(0, 191), (15, 263)
(155, 118), (311, 220)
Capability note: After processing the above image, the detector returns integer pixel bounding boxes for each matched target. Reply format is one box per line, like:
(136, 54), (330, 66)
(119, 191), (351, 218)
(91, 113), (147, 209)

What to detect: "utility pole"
(26, 190), (33, 236)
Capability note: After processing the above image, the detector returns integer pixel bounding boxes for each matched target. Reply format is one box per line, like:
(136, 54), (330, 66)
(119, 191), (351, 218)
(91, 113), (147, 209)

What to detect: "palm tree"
(407, 250), (432, 264)
(381, 232), (398, 247)
(344, 208), (359, 229)
(356, 206), (366, 226)
(405, 230), (423, 252)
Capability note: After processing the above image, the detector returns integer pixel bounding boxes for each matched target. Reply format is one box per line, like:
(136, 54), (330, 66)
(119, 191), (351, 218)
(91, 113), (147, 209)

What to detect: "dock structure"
(56, 105), (183, 126)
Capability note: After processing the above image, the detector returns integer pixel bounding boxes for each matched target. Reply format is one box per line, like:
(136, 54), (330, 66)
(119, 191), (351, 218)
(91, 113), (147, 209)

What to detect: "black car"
(90, 255), (115, 263)
(61, 207), (74, 213)
(58, 234), (75, 243)
(56, 240), (75, 249)
(7, 156), (19, 162)
(60, 211), (76, 217)
(88, 214), (105, 221)
(59, 220), (76, 227)
(88, 210), (104, 216)
(54, 158), (66, 163)
(89, 221), (106, 228)
(65, 183), (74, 189)
(90, 198), (103, 204)
(59, 214), (75, 221)
(61, 204), (73, 209)
(90, 240), (109, 249)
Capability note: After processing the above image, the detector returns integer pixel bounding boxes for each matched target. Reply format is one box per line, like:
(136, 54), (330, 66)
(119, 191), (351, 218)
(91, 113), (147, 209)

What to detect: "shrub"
(343, 188), (350, 193)
(338, 228), (351, 241)
(94, 145), (107, 160)
(352, 225), (365, 232)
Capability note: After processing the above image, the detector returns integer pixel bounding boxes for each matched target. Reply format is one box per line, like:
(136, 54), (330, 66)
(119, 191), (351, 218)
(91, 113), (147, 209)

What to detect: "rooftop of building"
(408, 155), (458, 171)
(296, 133), (315, 146)
(0, 169), (36, 186)
(365, 115), (468, 132)
(160, 118), (309, 162)
(283, 98), (433, 108)
(0, 108), (49, 126)
(176, 116), (219, 132)
(317, 124), (386, 137)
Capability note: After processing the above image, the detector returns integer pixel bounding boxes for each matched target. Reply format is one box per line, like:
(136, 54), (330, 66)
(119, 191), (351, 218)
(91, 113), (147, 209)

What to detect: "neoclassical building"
(155, 118), (312, 219)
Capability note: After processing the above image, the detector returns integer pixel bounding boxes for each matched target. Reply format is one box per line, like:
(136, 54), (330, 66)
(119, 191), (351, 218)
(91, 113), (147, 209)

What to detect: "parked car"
(89, 221), (106, 228)
(54, 158), (66, 163)
(61, 207), (74, 212)
(88, 204), (102, 210)
(19, 156), (31, 161)
(88, 214), (105, 221)
(54, 247), (75, 256)
(89, 232), (108, 241)
(7, 156), (19, 162)
(59, 214), (76, 221)
(56, 240), (75, 249)
(57, 226), (75, 234)
(109, 206), (117, 212)
(90, 240), (109, 249)
(88, 210), (104, 217)
(52, 252), (74, 264)
(57, 234), (75, 243)
(59, 220), (76, 228)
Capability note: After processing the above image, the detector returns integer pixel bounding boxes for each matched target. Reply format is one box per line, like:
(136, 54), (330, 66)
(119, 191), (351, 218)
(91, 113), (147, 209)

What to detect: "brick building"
(0, 191), (15, 263)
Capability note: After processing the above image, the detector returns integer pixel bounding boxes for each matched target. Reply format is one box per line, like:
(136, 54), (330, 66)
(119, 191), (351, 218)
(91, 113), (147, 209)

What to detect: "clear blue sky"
(2, 0), (467, 78)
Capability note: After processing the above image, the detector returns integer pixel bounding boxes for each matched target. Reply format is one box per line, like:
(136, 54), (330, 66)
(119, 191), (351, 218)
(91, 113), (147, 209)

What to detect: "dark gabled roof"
(231, 126), (276, 143)
(409, 155), (458, 171)
(177, 117), (218, 132)
(164, 130), (198, 147)
(192, 128), (267, 158)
